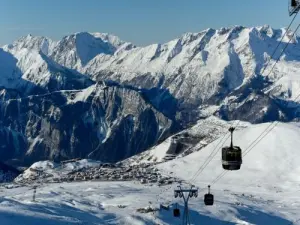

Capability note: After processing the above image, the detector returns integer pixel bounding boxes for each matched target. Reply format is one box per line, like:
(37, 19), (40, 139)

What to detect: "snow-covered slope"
(0, 49), (23, 89)
(0, 122), (299, 224)
(1, 180), (299, 225)
(158, 122), (300, 191)
(124, 116), (250, 165)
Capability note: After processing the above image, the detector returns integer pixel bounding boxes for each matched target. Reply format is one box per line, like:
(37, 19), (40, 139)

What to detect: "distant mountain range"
(1, 25), (300, 166)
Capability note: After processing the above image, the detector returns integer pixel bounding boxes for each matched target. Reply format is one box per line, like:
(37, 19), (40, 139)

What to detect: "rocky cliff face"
(0, 83), (177, 166)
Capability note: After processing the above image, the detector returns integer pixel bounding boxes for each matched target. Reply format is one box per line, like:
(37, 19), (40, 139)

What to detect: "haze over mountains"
(0, 25), (300, 166)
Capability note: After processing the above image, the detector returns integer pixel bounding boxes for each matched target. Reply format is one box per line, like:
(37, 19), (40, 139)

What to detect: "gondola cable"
(212, 80), (300, 185)
(210, 122), (277, 185)
(189, 19), (300, 185)
(260, 12), (298, 76)
(189, 132), (230, 183)
(156, 4), (300, 222)
(155, 9), (300, 217)
(158, 20), (300, 218)
(157, 11), (300, 205)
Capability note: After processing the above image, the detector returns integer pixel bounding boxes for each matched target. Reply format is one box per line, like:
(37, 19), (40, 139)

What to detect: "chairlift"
(189, 185), (195, 198)
(222, 127), (242, 170)
(204, 185), (214, 206)
(193, 191), (198, 198)
(174, 191), (178, 198)
(173, 203), (180, 217)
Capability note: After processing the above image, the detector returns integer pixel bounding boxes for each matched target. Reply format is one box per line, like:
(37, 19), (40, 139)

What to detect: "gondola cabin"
(222, 146), (242, 170)
(173, 203), (180, 217)
(222, 127), (242, 170)
(289, 0), (300, 16)
(292, 0), (298, 6)
(204, 193), (214, 206)
(204, 185), (214, 206)
(173, 208), (180, 217)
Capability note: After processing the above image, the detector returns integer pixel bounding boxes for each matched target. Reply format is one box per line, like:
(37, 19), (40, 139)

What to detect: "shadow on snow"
(158, 203), (292, 225)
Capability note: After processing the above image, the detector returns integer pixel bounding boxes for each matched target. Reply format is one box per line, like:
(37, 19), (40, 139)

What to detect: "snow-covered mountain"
(6, 26), (300, 121)
(3, 34), (56, 56)
(2, 26), (300, 225)
(82, 26), (300, 108)
(50, 32), (135, 70)
(1, 25), (300, 165)
(0, 47), (93, 95)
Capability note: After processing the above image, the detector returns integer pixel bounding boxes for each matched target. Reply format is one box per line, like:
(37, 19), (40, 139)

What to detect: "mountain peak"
(51, 32), (117, 68)
(25, 34), (33, 39)
(4, 34), (55, 56)
(91, 32), (127, 47)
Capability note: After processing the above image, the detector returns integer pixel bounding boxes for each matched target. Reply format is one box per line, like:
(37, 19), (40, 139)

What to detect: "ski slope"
(158, 122), (300, 192)
(124, 116), (250, 165)
(0, 180), (299, 225)
(0, 122), (299, 224)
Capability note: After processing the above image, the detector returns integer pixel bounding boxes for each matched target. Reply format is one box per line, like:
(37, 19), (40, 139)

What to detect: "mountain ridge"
(1, 25), (300, 165)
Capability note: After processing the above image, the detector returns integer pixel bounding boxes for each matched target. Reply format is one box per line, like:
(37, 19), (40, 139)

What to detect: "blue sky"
(0, 0), (296, 46)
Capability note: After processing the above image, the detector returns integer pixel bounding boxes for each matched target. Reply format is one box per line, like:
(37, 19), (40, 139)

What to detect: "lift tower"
(174, 185), (198, 225)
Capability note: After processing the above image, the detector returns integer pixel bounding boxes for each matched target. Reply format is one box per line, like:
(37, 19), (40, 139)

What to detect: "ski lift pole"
(32, 186), (37, 202)
(174, 185), (198, 225)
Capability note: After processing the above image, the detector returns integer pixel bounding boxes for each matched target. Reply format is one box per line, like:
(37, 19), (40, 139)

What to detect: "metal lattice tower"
(174, 185), (198, 225)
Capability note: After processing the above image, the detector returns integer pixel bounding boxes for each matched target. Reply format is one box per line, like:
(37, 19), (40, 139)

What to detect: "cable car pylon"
(174, 185), (198, 225)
